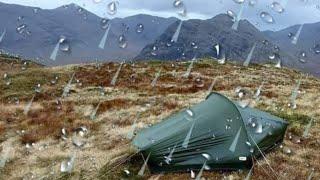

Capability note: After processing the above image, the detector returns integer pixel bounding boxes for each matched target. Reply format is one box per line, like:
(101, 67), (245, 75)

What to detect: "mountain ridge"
(135, 14), (320, 76)
(0, 2), (177, 65)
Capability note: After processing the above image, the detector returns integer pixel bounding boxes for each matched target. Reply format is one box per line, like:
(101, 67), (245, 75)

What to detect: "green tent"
(133, 92), (288, 173)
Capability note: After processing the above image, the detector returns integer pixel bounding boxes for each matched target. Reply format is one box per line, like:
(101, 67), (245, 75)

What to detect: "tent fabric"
(132, 92), (288, 173)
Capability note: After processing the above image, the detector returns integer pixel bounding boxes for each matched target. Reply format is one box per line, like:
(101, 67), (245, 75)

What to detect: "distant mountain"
(135, 14), (320, 76)
(0, 2), (177, 65)
(0, 2), (319, 76)
(264, 22), (320, 76)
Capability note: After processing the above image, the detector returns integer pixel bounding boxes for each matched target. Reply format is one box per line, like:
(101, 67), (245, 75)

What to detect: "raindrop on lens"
(299, 51), (307, 63)
(77, 7), (84, 14)
(173, 0), (183, 7)
(313, 44), (320, 54)
(249, 0), (257, 6)
(107, 1), (118, 15)
(186, 109), (194, 117)
(227, 10), (236, 21)
(136, 23), (144, 33)
(269, 53), (276, 60)
(288, 32), (294, 38)
(33, 8), (39, 14)
(202, 153), (211, 160)
(271, 2), (284, 13)
(118, 35), (128, 48)
(17, 16), (24, 21)
(100, 18), (109, 29)
(233, 0), (245, 4)
(59, 36), (70, 52)
(151, 46), (158, 56)
(191, 42), (198, 49)
(16, 24), (27, 34)
(260, 12), (274, 24)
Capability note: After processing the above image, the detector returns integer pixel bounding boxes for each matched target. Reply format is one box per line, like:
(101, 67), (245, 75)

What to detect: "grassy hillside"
(0, 56), (319, 179)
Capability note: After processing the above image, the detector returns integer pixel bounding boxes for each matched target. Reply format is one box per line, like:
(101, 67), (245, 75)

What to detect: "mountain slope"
(264, 22), (320, 76)
(0, 2), (177, 65)
(135, 14), (320, 76)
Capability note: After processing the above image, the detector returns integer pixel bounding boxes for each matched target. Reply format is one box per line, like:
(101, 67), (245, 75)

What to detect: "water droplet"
(16, 24), (27, 34)
(171, 20), (183, 43)
(271, 2), (284, 13)
(17, 16), (24, 21)
(190, 170), (195, 179)
(299, 51), (307, 63)
(24, 95), (35, 115)
(173, 0), (183, 7)
(77, 7), (84, 14)
(34, 83), (41, 93)
(33, 8), (40, 14)
(248, 117), (263, 134)
(0, 144), (11, 168)
(138, 152), (151, 176)
(275, 59), (282, 68)
(166, 40), (173, 47)
(255, 122), (263, 134)
(249, 0), (257, 6)
(3, 73), (7, 79)
(246, 141), (252, 147)
(107, 1), (118, 15)
(283, 147), (292, 155)
(201, 153), (211, 160)
(110, 62), (123, 86)
(151, 46), (158, 56)
(118, 35), (128, 49)
(99, 23), (111, 49)
(72, 135), (86, 148)
(62, 72), (75, 98)
(100, 18), (109, 29)
(58, 36), (70, 52)
(269, 53), (276, 60)
(260, 12), (274, 24)
(243, 43), (256, 66)
(186, 109), (194, 117)
(164, 145), (176, 164)
(151, 68), (161, 87)
(313, 44), (320, 54)
(233, 0), (245, 4)
(123, 169), (130, 176)
(292, 24), (304, 45)
(173, 0), (187, 17)
(60, 155), (76, 173)
(227, 10), (236, 22)
(127, 113), (139, 139)
(191, 42), (198, 49)
(136, 23), (144, 33)
(93, 0), (102, 3)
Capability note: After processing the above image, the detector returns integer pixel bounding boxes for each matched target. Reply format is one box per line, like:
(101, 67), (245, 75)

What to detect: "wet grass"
(0, 58), (319, 179)
(98, 154), (146, 180)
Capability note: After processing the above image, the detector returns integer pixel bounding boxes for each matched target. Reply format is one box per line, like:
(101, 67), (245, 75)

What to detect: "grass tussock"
(20, 102), (97, 144)
(98, 154), (146, 180)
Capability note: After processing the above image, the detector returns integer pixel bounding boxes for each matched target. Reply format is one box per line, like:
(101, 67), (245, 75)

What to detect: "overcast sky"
(1, 0), (320, 30)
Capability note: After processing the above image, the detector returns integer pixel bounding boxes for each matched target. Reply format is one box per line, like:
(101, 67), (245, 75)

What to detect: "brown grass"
(0, 58), (319, 179)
